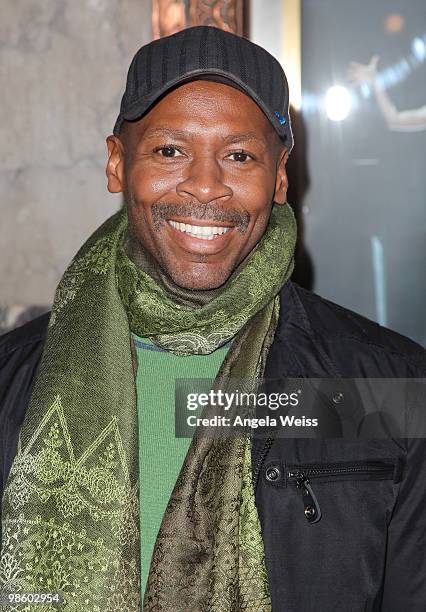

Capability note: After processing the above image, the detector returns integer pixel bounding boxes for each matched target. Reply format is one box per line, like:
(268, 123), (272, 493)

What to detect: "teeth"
(189, 232), (215, 240)
(168, 220), (232, 239)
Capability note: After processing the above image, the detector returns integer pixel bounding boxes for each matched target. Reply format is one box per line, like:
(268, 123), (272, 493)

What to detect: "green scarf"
(0, 204), (296, 611)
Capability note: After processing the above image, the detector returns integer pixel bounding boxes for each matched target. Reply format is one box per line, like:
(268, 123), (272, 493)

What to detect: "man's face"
(106, 80), (289, 290)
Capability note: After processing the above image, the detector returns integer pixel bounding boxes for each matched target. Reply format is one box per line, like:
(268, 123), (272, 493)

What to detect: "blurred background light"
(384, 13), (405, 34)
(412, 36), (426, 61)
(325, 85), (352, 121)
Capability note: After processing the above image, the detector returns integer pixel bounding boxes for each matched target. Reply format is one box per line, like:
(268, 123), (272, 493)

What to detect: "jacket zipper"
(253, 436), (275, 492)
(287, 462), (396, 524)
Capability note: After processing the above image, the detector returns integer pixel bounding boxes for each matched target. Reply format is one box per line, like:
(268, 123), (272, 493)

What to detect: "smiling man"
(1, 26), (426, 612)
(106, 77), (288, 291)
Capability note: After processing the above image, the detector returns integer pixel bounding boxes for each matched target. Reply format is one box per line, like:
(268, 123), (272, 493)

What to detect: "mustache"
(151, 201), (250, 233)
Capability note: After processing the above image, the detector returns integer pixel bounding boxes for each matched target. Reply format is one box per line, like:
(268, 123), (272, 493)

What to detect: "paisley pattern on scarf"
(0, 204), (297, 611)
(143, 298), (280, 611)
(117, 204), (297, 355)
(238, 436), (271, 610)
(0, 397), (140, 612)
(49, 232), (118, 328)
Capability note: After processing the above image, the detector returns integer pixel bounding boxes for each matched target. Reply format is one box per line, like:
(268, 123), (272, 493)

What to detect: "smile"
(167, 220), (233, 241)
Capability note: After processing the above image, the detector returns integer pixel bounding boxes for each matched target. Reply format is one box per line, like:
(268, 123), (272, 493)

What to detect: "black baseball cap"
(113, 25), (293, 152)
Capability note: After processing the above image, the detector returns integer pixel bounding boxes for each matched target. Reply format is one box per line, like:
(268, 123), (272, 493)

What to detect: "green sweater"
(132, 334), (231, 600)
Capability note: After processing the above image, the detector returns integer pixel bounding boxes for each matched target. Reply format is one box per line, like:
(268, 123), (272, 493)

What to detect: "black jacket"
(1, 281), (425, 611)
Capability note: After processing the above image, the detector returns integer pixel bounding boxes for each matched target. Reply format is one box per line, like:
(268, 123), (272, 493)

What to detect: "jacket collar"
(264, 281), (343, 381)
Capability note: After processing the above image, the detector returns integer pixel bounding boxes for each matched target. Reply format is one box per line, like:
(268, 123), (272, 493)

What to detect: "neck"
(123, 231), (250, 308)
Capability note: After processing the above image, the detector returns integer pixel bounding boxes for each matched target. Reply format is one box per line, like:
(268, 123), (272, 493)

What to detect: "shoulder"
(0, 313), (51, 490)
(0, 311), (50, 410)
(0, 313), (50, 388)
(287, 283), (426, 377)
(0, 312), (50, 359)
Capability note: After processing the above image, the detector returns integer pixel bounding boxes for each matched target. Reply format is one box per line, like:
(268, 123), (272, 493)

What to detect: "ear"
(106, 135), (125, 193)
(274, 147), (289, 205)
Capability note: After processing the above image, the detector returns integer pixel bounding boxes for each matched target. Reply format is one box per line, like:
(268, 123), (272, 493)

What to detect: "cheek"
(238, 183), (274, 225)
(244, 179), (275, 233)
(231, 165), (276, 202)
(127, 163), (178, 201)
(251, 207), (273, 241)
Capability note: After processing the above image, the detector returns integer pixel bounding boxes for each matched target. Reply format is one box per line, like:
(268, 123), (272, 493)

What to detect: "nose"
(176, 155), (233, 204)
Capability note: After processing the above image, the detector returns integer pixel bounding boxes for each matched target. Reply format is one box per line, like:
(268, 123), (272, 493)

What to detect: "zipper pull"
(293, 471), (322, 524)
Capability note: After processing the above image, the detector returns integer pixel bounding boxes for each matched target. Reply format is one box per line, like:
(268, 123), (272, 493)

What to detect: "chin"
(169, 268), (229, 291)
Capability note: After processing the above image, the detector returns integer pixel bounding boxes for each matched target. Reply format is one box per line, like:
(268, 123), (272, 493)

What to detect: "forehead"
(125, 79), (278, 144)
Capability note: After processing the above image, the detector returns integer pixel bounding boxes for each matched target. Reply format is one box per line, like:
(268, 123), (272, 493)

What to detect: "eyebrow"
(142, 127), (193, 140)
(223, 132), (268, 147)
(142, 127), (268, 147)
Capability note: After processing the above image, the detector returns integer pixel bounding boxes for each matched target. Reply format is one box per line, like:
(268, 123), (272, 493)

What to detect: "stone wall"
(0, 0), (151, 330)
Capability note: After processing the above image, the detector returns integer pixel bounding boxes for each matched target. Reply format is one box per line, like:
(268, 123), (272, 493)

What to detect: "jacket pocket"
(265, 458), (402, 524)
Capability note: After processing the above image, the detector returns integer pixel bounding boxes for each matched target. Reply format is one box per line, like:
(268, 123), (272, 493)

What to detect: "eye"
(155, 145), (184, 158)
(227, 150), (254, 163)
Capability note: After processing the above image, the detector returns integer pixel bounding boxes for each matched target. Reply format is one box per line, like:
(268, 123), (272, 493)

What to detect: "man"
(0, 26), (425, 612)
